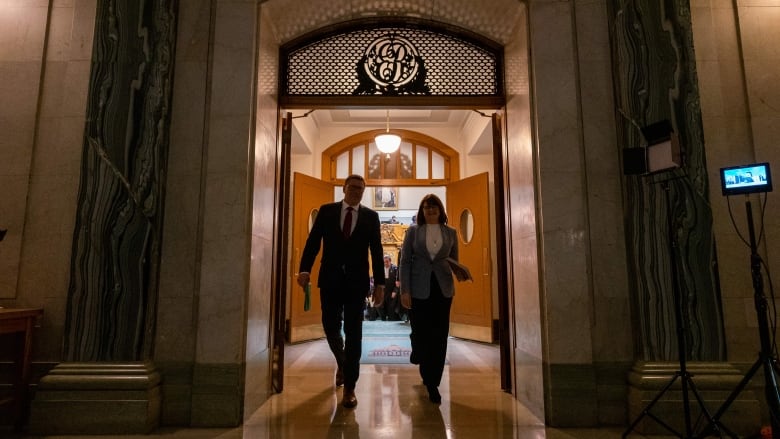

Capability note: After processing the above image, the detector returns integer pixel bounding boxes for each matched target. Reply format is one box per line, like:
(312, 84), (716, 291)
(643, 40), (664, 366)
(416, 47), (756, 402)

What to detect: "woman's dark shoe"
(426, 385), (441, 404)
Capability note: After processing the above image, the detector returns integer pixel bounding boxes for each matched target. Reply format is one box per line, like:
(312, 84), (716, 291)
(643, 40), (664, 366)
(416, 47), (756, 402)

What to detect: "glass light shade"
(375, 133), (401, 154)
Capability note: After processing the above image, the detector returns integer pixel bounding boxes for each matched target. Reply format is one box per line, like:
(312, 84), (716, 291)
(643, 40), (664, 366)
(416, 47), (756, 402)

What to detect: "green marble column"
(607, 0), (724, 367)
(30, 0), (178, 434)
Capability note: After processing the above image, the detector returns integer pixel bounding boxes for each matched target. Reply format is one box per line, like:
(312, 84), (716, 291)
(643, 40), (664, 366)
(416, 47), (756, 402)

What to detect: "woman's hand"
(400, 292), (412, 310)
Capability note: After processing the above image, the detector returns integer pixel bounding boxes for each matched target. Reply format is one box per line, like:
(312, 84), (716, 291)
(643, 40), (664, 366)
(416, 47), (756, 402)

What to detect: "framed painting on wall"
(373, 187), (398, 210)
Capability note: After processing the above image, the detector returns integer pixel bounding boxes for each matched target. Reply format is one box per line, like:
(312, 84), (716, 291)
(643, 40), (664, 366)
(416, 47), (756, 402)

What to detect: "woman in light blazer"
(399, 193), (458, 404)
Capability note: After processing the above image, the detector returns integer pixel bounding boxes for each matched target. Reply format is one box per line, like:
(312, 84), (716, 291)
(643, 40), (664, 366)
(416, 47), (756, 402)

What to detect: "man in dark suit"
(297, 174), (385, 409)
(379, 254), (401, 321)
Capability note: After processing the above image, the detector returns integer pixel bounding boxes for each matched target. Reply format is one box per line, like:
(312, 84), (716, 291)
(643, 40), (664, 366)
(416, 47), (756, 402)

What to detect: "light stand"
(696, 195), (780, 439)
(623, 179), (721, 438)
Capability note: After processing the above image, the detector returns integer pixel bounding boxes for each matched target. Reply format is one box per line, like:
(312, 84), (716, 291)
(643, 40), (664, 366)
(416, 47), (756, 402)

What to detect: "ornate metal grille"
(282, 24), (502, 97)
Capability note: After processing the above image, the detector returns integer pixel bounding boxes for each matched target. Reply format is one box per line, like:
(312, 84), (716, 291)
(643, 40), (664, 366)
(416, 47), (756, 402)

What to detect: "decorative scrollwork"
(283, 24), (501, 97)
(354, 33), (430, 95)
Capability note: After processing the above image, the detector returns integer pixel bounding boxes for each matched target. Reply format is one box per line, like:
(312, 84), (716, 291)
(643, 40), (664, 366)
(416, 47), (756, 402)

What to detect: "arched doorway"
(263, 13), (541, 418)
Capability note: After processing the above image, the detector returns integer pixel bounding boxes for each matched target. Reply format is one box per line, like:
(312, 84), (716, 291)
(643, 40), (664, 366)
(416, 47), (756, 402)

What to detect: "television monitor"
(720, 162), (772, 196)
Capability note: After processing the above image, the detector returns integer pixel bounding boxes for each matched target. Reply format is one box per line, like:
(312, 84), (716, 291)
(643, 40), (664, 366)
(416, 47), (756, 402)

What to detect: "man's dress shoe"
(335, 368), (344, 387)
(426, 385), (441, 404)
(342, 387), (358, 408)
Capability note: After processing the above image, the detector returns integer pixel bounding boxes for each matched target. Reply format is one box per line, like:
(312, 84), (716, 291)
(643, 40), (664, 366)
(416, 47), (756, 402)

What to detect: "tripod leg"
(760, 356), (780, 439)
(686, 375), (739, 439)
(743, 199), (780, 438)
(718, 358), (761, 420)
(771, 358), (780, 376)
(694, 358), (762, 438)
(623, 373), (684, 438)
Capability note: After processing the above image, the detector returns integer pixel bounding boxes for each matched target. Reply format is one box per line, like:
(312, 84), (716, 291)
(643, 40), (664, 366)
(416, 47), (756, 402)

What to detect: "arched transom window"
(321, 129), (460, 186)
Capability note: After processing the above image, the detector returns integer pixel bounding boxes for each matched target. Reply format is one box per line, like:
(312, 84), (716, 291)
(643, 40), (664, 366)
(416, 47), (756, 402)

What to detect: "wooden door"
(290, 173), (334, 342)
(491, 112), (512, 391)
(447, 172), (493, 342)
(271, 113), (293, 392)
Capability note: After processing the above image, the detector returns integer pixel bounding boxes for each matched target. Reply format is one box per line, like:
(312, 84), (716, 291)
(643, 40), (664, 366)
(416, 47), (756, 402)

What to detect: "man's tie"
(343, 207), (353, 239)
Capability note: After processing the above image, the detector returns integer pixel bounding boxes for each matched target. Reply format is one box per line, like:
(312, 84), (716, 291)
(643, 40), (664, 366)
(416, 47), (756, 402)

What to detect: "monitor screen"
(720, 162), (772, 196)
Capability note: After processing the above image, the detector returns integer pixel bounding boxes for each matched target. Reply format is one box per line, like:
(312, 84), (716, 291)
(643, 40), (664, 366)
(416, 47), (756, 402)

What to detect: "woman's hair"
(416, 194), (447, 225)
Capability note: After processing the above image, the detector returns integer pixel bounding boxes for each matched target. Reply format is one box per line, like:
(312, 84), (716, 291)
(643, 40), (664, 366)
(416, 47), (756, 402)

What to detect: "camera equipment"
(622, 120), (682, 175)
(697, 162), (779, 438)
(720, 162), (772, 196)
(623, 121), (721, 438)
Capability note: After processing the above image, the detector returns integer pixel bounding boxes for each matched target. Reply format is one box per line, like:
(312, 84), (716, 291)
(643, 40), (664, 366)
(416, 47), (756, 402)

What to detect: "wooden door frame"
(271, 106), (514, 395)
(270, 112), (293, 392)
(491, 112), (513, 391)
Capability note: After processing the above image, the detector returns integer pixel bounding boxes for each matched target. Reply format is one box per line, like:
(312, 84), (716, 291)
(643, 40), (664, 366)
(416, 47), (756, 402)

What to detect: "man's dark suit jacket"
(385, 264), (399, 292)
(300, 202), (385, 294)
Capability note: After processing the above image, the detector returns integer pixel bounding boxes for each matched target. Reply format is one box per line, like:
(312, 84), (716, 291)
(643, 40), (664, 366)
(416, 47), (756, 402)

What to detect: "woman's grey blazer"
(399, 224), (459, 299)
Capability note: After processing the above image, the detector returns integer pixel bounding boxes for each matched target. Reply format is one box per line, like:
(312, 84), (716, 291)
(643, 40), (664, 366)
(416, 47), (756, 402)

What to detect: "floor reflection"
(17, 329), (650, 438)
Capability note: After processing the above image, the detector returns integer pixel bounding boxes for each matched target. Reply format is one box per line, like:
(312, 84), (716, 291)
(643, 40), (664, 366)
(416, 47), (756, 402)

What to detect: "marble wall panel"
(156, 50), (207, 362)
(39, 59), (92, 118)
(530, 0), (594, 365)
(9, 0), (95, 359)
(0, 101), (35, 176)
(154, 0), (212, 423)
(1, 0), (91, 314)
(504, 4), (544, 420)
(197, 173), (250, 363)
(575, 0), (632, 361)
(32, 115), (85, 175)
(244, 7), (279, 413)
(195, 0), (258, 367)
(0, 0), (44, 296)
(0, 175), (29, 298)
(68, 0), (98, 59)
(692, 0), (780, 363)
(738, 5), (780, 296)
(171, 0), (211, 62)
(160, 52), (209, 351)
(609, 0), (726, 362)
(155, 296), (196, 361)
(61, 0), (178, 362)
(208, 116), (257, 174)
(0, 2), (47, 61)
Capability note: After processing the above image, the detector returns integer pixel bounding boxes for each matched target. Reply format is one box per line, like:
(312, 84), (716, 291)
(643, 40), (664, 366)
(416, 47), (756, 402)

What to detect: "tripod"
(624, 180), (721, 438)
(696, 196), (780, 439)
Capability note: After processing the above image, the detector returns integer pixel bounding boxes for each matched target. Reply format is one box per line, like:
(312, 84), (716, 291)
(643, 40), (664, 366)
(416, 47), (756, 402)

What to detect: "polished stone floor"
(17, 324), (667, 438)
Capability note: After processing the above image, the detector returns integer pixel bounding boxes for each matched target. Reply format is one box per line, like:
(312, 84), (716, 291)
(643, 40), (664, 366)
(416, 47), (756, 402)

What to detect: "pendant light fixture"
(375, 109), (401, 154)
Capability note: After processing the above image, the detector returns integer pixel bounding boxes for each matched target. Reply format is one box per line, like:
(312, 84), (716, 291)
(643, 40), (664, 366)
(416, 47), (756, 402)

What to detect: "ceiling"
(288, 109), (495, 155)
(308, 109), (469, 126)
(261, 0), (524, 47)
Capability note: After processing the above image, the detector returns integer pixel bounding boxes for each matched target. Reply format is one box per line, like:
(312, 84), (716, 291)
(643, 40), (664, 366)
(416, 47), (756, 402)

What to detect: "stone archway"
(257, 3), (544, 421)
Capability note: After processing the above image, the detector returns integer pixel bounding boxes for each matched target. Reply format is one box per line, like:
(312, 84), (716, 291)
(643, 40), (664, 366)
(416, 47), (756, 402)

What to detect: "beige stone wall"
(526, 0), (631, 425)
(692, 0), (780, 362)
(0, 0), (96, 360)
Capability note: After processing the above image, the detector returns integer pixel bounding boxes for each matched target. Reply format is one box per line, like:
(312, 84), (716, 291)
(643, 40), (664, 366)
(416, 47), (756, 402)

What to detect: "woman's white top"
(424, 224), (443, 260)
